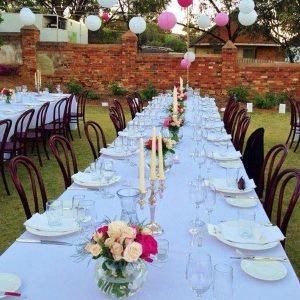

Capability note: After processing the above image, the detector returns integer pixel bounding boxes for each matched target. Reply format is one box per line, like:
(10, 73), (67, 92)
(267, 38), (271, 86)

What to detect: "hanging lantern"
(97, 0), (118, 9)
(239, 0), (255, 14)
(129, 16), (146, 34)
(197, 15), (211, 29)
(177, 0), (193, 8)
(215, 12), (229, 27)
(238, 10), (257, 26)
(85, 15), (102, 31)
(184, 51), (196, 63)
(158, 11), (177, 31)
(101, 12), (110, 23)
(20, 7), (36, 26)
(180, 58), (190, 69)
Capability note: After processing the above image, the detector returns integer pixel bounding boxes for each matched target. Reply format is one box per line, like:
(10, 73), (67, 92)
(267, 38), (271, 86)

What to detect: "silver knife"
(230, 256), (287, 262)
(16, 238), (73, 246)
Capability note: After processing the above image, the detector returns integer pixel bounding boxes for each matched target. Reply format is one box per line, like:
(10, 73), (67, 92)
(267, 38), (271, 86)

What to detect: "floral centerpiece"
(84, 221), (158, 299)
(163, 115), (184, 142)
(1, 88), (13, 104)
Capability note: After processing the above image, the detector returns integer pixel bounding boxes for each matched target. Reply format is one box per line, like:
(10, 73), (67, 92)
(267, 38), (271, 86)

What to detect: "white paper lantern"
(85, 15), (102, 31)
(97, 0), (118, 8)
(129, 16), (146, 34)
(197, 14), (210, 29)
(20, 7), (36, 26)
(238, 10), (257, 26)
(184, 51), (196, 63)
(239, 0), (255, 14)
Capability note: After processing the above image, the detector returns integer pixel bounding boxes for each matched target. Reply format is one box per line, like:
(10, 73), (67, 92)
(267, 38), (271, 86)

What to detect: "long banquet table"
(1, 94), (300, 300)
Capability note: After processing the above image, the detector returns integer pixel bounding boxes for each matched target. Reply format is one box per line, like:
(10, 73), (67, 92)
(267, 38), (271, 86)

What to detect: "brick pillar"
(20, 25), (40, 83)
(121, 31), (138, 89)
(221, 40), (237, 95)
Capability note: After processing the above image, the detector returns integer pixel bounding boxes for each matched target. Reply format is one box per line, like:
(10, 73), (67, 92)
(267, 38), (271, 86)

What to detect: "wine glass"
(127, 137), (138, 166)
(204, 185), (216, 223)
(101, 160), (115, 199)
(186, 251), (213, 298)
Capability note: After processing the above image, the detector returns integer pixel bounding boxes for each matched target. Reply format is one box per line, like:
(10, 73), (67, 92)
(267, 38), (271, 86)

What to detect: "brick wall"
(0, 27), (300, 99)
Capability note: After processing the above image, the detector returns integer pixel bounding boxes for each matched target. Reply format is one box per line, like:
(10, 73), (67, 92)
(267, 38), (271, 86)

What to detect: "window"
(243, 48), (256, 59)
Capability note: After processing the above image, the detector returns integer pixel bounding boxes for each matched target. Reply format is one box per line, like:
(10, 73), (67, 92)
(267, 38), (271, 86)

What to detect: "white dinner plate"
(241, 260), (287, 281)
(225, 196), (258, 208)
(73, 175), (121, 189)
(210, 151), (241, 161)
(210, 178), (255, 195)
(0, 273), (21, 299)
(207, 134), (231, 142)
(26, 226), (79, 237)
(218, 161), (243, 169)
(100, 147), (135, 158)
(208, 222), (280, 250)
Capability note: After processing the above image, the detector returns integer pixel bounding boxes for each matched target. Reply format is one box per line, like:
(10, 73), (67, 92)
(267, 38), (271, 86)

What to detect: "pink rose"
(163, 117), (171, 127)
(183, 94), (187, 100)
(136, 234), (158, 262)
(97, 225), (108, 238)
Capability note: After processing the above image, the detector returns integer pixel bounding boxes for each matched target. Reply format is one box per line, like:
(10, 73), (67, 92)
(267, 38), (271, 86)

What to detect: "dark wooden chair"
(0, 119), (12, 195)
(242, 128), (265, 188)
(3, 108), (34, 158)
(225, 102), (239, 134)
(127, 95), (140, 119)
(8, 156), (47, 219)
(70, 91), (88, 138)
(26, 101), (50, 166)
(113, 99), (126, 129)
(223, 96), (236, 129)
(84, 120), (107, 160)
(263, 168), (300, 248)
(109, 107), (126, 135)
(291, 100), (300, 153)
(48, 135), (78, 189)
(232, 115), (250, 153)
(257, 144), (288, 200)
(231, 108), (247, 136)
(285, 98), (298, 148)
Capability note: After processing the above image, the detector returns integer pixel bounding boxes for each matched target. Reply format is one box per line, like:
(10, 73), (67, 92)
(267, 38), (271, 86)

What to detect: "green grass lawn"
(1, 106), (300, 275)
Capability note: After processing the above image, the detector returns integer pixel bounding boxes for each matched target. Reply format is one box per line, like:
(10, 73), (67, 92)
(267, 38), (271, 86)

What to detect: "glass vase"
(145, 151), (173, 174)
(117, 188), (140, 224)
(95, 258), (147, 299)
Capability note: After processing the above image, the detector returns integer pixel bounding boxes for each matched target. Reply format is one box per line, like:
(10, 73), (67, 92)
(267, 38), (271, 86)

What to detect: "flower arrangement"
(145, 137), (176, 155)
(84, 221), (158, 299)
(1, 88), (13, 103)
(163, 115), (184, 142)
(168, 103), (185, 115)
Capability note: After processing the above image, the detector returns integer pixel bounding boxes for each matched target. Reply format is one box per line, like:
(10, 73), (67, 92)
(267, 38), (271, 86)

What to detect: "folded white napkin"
(220, 222), (285, 244)
(210, 151), (241, 161)
(24, 213), (78, 232)
(207, 133), (231, 142)
(100, 147), (130, 158)
(209, 178), (256, 193)
(72, 172), (102, 185)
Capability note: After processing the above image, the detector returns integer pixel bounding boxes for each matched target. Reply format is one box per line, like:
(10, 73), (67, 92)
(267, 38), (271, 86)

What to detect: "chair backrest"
(132, 91), (143, 110)
(232, 115), (250, 152)
(242, 128), (265, 188)
(48, 135), (78, 189)
(263, 168), (300, 248)
(35, 101), (50, 131)
(84, 120), (107, 160)
(64, 94), (75, 124)
(223, 96), (236, 126)
(109, 107), (126, 135)
(51, 97), (68, 134)
(231, 108), (247, 136)
(257, 144), (288, 199)
(225, 102), (239, 134)
(77, 91), (88, 117)
(288, 98), (297, 127)
(9, 156), (47, 219)
(113, 100), (126, 129)
(0, 119), (12, 161)
(127, 95), (140, 119)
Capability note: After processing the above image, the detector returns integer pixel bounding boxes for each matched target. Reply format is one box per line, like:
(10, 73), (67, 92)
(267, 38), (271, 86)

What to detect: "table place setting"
(0, 273), (22, 299)
(224, 195), (258, 208)
(207, 150), (242, 161)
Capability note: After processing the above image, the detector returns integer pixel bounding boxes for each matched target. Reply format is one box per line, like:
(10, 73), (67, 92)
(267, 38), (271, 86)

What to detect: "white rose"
(110, 242), (124, 261)
(108, 221), (127, 239)
(123, 242), (142, 263)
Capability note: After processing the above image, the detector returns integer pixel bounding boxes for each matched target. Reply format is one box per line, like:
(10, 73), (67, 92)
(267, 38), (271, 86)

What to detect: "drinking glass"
(46, 200), (63, 227)
(213, 264), (233, 300)
(156, 239), (169, 263)
(204, 185), (216, 223)
(127, 137), (138, 166)
(238, 208), (256, 239)
(186, 251), (213, 298)
(101, 160), (115, 199)
(189, 182), (205, 210)
(56, 84), (62, 94)
(189, 218), (205, 247)
(76, 199), (97, 238)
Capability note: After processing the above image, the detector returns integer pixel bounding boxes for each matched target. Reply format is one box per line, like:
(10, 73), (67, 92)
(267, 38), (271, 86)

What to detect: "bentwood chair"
(242, 128), (265, 188)
(26, 101), (50, 166)
(84, 120), (107, 160)
(257, 144), (288, 200)
(231, 108), (247, 136)
(112, 100), (126, 129)
(0, 119), (12, 195)
(225, 102), (239, 134)
(232, 115), (250, 153)
(223, 96), (236, 129)
(109, 107), (126, 135)
(48, 135), (78, 189)
(263, 168), (300, 248)
(285, 98), (298, 148)
(127, 95), (141, 119)
(70, 91), (88, 139)
(9, 156), (47, 220)
(3, 108), (34, 158)
(132, 91), (143, 110)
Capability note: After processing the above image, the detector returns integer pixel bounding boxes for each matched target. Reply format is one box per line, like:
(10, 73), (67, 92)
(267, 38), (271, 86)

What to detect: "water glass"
(213, 264), (233, 300)
(101, 160), (115, 199)
(156, 239), (169, 263)
(46, 200), (63, 227)
(76, 199), (97, 238)
(238, 208), (256, 239)
(189, 218), (205, 247)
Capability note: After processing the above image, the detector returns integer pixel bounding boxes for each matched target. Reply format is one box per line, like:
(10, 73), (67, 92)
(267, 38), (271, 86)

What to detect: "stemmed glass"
(186, 251), (213, 298)
(204, 184), (216, 223)
(56, 84), (62, 94)
(127, 137), (138, 166)
(101, 160), (115, 199)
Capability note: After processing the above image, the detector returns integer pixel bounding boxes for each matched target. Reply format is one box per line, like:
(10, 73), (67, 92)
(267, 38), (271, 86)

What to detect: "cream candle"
(180, 77), (183, 94)
(173, 86), (178, 115)
(139, 138), (146, 193)
(158, 134), (165, 180)
(150, 127), (157, 180)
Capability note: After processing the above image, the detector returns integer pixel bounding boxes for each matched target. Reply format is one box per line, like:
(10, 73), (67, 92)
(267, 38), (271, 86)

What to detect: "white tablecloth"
(1, 97), (299, 300)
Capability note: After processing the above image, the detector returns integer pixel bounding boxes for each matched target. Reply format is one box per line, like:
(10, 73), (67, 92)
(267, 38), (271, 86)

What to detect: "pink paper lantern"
(180, 58), (190, 69)
(177, 0), (193, 8)
(158, 11), (177, 31)
(215, 12), (229, 27)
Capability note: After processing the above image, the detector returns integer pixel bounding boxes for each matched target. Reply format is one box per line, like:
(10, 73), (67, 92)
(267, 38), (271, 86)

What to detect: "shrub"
(254, 90), (288, 109)
(109, 81), (127, 96)
(44, 83), (55, 93)
(87, 90), (100, 100)
(65, 80), (84, 95)
(140, 81), (158, 101)
(227, 85), (251, 103)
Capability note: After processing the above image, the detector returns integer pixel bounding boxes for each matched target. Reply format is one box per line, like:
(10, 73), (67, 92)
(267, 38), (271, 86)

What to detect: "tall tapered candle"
(173, 86), (178, 115)
(158, 134), (165, 180)
(139, 138), (146, 193)
(34, 72), (37, 86)
(180, 77), (183, 94)
(150, 127), (157, 180)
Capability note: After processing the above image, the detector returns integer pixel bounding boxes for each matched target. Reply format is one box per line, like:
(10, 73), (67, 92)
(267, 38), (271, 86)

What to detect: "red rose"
(97, 225), (108, 238)
(163, 117), (171, 127)
(183, 94), (187, 100)
(136, 233), (158, 262)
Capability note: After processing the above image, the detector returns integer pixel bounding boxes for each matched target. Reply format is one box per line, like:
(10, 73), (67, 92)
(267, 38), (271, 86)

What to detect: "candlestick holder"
(145, 179), (165, 235)
(35, 83), (41, 94)
(138, 192), (146, 209)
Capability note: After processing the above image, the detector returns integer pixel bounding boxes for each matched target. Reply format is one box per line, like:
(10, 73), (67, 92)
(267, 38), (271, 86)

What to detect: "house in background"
(190, 22), (284, 61)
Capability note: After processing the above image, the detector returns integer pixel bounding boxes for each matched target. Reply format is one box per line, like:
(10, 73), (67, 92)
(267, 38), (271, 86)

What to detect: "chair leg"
(294, 132), (300, 152)
(286, 127), (293, 145)
(36, 140), (43, 167)
(290, 127), (296, 149)
(0, 164), (10, 195)
(43, 136), (50, 160)
(69, 124), (74, 141)
(76, 116), (81, 139)
(31, 140), (35, 154)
